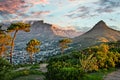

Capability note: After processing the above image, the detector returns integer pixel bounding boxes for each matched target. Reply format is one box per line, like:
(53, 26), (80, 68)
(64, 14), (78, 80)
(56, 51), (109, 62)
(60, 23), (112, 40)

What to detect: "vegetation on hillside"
(46, 43), (120, 80)
(1, 22), (120, 80)
(0, 57), (13, 80)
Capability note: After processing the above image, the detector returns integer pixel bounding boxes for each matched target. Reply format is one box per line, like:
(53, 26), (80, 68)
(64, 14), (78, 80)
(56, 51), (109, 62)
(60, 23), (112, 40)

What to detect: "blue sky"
(0, 0), (120, 31)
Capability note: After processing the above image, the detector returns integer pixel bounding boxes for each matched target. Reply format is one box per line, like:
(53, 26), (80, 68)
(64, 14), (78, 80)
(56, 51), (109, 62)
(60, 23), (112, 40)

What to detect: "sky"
(0, 0), (120, 32)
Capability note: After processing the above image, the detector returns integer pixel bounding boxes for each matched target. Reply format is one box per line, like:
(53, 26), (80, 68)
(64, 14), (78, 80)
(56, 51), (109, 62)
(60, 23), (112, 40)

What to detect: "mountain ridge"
(28, 20), (82, 38)
(73, 20), (120, 49)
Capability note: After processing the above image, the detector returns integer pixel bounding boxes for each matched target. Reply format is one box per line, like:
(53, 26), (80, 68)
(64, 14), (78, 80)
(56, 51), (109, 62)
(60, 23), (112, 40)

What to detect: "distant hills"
(73, 20), (120, 49)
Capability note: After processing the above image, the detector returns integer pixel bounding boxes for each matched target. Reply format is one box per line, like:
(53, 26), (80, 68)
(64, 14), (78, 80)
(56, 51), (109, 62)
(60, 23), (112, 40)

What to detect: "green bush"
(0, 57), (13, 80)
(30, 64), (40, 69)
(46, 43), (120, 80)
(5, 69), (43, 80)
(46, 67), (82, 80)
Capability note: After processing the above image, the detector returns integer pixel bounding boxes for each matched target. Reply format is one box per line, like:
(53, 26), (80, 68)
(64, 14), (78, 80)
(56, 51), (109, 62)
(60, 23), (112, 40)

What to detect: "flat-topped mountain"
(6, 20), (81, 50)
(27, 20), (82, 39)
(73, 20), (120, 49)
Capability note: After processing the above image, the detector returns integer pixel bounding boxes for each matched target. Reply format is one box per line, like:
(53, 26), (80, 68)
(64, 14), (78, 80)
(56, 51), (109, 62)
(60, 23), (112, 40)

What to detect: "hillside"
(10, 20), (81, 50)
(73, 20), (120, 49)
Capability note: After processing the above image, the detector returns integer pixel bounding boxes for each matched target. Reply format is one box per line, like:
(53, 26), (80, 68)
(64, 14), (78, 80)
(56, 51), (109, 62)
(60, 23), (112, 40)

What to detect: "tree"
(7, 22), (31, 64)
(0, 25), (11, 57)
(0, 34), (11, 57)
(99, 44), (109, 53)
(26, 39), (41, 64)
(59, 38), (72, 54)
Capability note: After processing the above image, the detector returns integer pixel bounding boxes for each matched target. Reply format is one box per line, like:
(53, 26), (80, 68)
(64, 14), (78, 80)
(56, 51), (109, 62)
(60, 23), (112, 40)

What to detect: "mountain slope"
(51, 25), (82, 38)
(13, 20), (81, 50)
(73, 20), (120, 49)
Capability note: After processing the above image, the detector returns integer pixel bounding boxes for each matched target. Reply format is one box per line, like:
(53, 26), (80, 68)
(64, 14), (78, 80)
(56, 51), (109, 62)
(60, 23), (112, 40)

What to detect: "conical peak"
(95, 20), (107, 26)
(97, 20), (106, 24)
(92, 20), (109, 30)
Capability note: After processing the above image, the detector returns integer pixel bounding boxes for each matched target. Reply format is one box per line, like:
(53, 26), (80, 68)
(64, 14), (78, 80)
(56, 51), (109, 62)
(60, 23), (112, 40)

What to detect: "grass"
(82, 68), (117, 80)
(3, 63), (44, 80)
(13, 75), (45, 80)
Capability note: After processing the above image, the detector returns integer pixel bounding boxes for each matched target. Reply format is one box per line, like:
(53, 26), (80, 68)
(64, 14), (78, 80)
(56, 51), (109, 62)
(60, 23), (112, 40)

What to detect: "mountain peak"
(98, 20), (106, 24)
(91, 20), (109, 30)
(73, 20), (120, 50)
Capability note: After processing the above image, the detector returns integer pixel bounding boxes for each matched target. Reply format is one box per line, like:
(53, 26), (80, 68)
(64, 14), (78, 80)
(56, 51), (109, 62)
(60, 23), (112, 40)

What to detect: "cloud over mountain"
(0, 0), (120, 32)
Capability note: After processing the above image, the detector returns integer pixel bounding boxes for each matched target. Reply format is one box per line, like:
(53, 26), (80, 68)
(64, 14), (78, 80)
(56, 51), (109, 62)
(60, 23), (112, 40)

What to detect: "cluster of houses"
(11, 40), (61, 64)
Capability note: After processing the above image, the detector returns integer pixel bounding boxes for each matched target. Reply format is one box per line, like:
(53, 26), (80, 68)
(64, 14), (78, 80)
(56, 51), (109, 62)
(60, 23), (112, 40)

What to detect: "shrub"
(46, 67), (82, 80)
(95, 51), (120, 69)
(46, 43), (120, 80)
(0, 57), (13, 80)
(5, 69), (43, 80)
(79, 54), (98, 72)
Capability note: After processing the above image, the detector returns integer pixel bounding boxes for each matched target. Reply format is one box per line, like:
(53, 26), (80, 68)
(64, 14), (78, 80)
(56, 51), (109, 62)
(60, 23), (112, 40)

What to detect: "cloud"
(0, 0), (48, 14)
(96, 6), (114, 13)
(24, 0), (48, 6)
(68, 0), (76, 1)
(40, 0), (48, 3)
(100, 0), (120, 7)
(65, 6), (93, 19)
(0, 0), (25, 13)
(30, 11), (50, 17)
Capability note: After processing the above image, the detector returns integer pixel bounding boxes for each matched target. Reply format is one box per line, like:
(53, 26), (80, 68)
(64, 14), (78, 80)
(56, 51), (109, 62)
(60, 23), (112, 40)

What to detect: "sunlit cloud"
(0, 0), (120, 31)
(0, 0), (24, 13)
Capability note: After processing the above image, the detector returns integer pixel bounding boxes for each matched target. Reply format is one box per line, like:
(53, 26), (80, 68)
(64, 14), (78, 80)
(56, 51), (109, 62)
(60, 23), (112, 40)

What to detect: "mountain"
(73, 20), (120, 49)
(52, 25), (82, 38)
(25, 20), (82, 40)
(11, 20), (81, 50)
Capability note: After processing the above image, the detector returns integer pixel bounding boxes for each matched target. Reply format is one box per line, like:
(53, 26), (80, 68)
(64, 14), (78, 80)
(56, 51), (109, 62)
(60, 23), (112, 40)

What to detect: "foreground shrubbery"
(0, 57), (13, 80)
(5, 69), (43, 80)
(0, 58), (42, 80)
(46, 43), (120, 80)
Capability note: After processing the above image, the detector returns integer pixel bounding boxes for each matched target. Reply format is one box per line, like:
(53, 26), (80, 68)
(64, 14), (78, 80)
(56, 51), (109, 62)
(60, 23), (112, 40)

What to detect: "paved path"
(104, 69), (120, 80)
(40, 63), (48, 73)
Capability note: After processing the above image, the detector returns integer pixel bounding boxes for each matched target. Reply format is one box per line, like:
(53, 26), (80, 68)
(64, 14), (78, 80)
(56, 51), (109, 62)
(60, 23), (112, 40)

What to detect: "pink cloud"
(24, 0), (48, 5)
(69, 0), (75, 1)
(0, 0), (48, 14)
(0, 0), (25, 13)
(40, 0), (48, 3)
